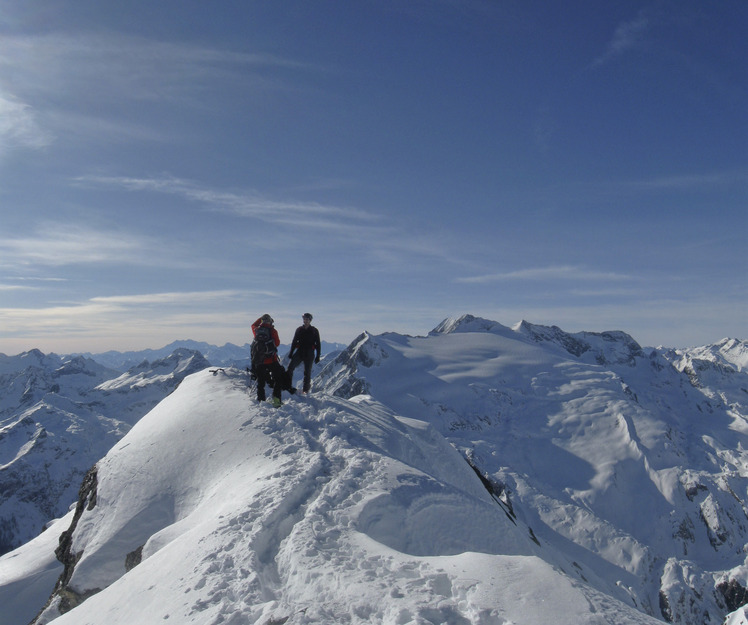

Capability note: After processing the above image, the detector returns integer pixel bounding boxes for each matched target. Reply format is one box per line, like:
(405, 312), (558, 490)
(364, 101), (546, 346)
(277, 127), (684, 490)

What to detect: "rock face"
(0, 349), (209, 554)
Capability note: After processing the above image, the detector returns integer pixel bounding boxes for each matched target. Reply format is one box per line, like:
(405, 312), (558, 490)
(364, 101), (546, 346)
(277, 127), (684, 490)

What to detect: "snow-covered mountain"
(313, 315), (748, 625)
(0, 315), (746, 625)
(0, 348), (209, 555)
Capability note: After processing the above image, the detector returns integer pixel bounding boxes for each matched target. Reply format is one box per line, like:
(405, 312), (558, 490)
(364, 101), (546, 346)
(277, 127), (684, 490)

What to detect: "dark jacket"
(289, 325), (321, 359)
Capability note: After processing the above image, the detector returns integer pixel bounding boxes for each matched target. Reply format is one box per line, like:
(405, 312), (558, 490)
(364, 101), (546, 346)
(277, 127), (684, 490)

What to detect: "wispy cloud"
(0, 32), (309, 102)
(0, 284), (35, 292)
(0, 32), (314, 153)
(73, 174), (471, 268)
(74, 175), (379, 227)
(0, 224), (149, 268)
(0, 289), (264, 351)
(591, 11), (652, 68)
(90, 290), (277, 306)
(0, 93), (51, 153)
(0, 223), (203, 273)
(456, 265), (635, 284)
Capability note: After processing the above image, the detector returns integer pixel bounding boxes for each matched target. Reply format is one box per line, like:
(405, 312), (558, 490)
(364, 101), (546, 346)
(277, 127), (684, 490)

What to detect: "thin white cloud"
(75, 174), (478, 270)
(74, 175), (379, 225)
(591, 12), (651, 68)
(456, 265), (635, 284)
(0, 284), (35, 292)
(90, 290), (277, 306)
(0, 289), (264, 349)
(0, 32), (315, 154)
(0, 32), (309, 102)
(0, 93), (51, 153)
(0, 224), (146, 267)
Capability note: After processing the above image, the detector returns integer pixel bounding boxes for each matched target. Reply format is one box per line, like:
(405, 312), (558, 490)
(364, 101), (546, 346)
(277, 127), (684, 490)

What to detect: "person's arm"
(288, 328), (300, 359)
(314, 328), (321, 363)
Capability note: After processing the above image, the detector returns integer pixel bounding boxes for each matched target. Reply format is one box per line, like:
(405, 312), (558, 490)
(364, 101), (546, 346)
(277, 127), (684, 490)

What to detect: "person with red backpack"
(251, 314), (294, 407)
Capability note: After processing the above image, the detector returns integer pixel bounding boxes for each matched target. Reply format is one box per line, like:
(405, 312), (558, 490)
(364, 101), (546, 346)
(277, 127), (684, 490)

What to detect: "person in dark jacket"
(251, 314), (293, 407)
(287, 312), (321, 394)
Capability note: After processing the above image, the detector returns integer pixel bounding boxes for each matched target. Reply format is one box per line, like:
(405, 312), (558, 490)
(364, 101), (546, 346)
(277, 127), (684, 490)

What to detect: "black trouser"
(287, 352), (315, 393)
(255, 360), (286, 401)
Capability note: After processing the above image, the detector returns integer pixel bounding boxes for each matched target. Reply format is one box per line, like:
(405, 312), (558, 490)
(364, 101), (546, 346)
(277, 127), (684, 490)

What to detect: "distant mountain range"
(75, 339), (347, 371)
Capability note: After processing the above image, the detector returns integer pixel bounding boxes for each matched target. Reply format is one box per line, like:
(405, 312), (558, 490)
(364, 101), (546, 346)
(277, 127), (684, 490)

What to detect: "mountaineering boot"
(271, 397), (282, 408)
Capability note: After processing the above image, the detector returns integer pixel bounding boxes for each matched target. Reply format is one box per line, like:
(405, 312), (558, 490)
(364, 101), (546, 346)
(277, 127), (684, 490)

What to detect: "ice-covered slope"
(315, 315), (748, 625)
(8, 367), (661, 625)
(0, 349), (209, 554)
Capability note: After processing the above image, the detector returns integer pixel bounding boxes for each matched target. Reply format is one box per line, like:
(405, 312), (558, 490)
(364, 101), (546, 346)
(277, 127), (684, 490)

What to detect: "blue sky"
(0, 0), (746, 353)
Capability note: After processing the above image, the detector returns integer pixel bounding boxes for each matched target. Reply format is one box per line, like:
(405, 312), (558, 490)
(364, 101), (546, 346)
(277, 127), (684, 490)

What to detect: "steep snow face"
(316, 317), (748, 625)
(23, 368), (662, 625)
(0, 350), (209, 555)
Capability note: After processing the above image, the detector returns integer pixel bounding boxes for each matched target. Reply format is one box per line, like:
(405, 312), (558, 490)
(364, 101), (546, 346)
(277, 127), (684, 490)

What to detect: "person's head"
(302, 312), (312, 325)
(261, 314), (274, 324)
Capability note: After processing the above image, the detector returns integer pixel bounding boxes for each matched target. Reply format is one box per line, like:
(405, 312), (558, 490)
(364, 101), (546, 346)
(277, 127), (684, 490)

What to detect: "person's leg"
(286, 352), (302, 386)
(271, 362), (284, 400)
(302, 354), (314, 393)
(256, 365), (267, 401)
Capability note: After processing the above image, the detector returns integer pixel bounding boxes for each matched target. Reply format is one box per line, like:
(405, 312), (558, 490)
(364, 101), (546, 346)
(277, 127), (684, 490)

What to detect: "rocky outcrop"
(32, 466), (100, 623)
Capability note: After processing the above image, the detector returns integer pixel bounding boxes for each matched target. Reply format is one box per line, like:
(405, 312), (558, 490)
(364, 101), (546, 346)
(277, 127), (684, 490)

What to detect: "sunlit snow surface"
(5, 368), (660, 624)
(1, 317), (746, 624)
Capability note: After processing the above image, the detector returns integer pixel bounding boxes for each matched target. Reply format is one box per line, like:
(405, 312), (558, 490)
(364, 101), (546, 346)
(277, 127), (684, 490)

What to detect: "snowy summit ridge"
(0, 315), (747, 625)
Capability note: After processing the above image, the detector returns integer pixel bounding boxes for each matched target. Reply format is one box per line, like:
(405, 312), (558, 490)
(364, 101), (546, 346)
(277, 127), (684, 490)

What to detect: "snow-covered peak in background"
(514, 319), (645, 366)
(668, 337), (748, 373)
(96, 348), (208, 391)
(429, 314), (515, 337)
(0, 350), (61, 375)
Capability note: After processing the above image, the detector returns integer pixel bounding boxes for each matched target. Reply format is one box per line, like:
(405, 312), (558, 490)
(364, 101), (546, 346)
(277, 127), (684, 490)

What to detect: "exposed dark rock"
(125, 545), (144, 571)
(659, 590), (673, 623)
(52, 467), (98, 611)
(717, 578), (748, 613)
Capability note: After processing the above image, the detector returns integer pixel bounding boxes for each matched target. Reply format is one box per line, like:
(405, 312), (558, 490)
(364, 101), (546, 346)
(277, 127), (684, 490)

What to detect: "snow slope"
(7, 368), (660, 625)
(315, 315), (748, 625)
(0, 349), (209, 554)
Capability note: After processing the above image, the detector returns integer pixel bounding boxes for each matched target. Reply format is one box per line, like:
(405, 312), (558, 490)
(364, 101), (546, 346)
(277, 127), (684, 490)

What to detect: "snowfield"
(0, 315), (746, 624)
(7, 369), (658, 625)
